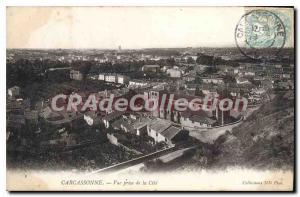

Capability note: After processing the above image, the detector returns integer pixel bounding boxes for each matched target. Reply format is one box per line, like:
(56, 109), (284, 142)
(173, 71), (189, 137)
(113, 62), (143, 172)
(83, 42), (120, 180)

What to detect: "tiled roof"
(160, 126), (182, 140)
(148, 118), (172, 133)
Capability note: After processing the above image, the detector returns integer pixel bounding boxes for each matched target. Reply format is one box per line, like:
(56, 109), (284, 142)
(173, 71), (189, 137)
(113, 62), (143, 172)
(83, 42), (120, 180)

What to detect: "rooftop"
(143, 64), (160, 68)
(148, 118), (172, 133)
(160, 126), (182, 140)
(103, 111), (125, 122)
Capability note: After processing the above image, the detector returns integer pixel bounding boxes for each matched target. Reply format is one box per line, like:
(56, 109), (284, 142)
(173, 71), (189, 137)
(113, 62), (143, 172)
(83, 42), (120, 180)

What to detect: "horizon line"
(6, 47), (295, 50)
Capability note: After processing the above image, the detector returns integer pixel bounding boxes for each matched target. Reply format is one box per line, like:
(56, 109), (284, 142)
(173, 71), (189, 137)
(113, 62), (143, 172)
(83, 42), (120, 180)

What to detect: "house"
(111, 117), (124, 130)
(132, 117), (152, 136)
(194, 64), (208, 73)
(99, 73), (129, 84)
(87, 74), (98, 80)
(147, 118), (187, 146)
(202, 77), (224, 85)
(70, 69), (83, 80)
(117, 74), (130, 84)
(166, 68), (182, 78)
(147, 118), (172, 143)
(105, 74), (117, 83)
(244, 71), (255, 76)
(230, 110), (242, 120)
(112, 115), (152, 136)
(102, 111), (125, 128)
(248, 95), (262, 104)
(8, 86), (20, 98)
(83, 111), (101, 126)
(7, 99), (26, 112)
(234, 68), (239, 74)
(253, 76), (265, 81)
(160, 126), (187, 146)
(111, 116), (132, 132)
(180, 110), (217, 129)
(283, 74), (291, 79)
(251, 88), (266, 95)
(107, 133), (120, 146)
(199, 84), (219, 97)
(7, 113), (25, 128)
(98, 73), (106, 81)
(142, 65), (160, 72)
(220, 66), (235, 75)
(183, 72), (196, 82)
(162, 66), (171, 72)
(120, 121), (135, 133)
(236, 76), (250, 85)
(129, 80), (149, 88)
(185, 55), (198, 62)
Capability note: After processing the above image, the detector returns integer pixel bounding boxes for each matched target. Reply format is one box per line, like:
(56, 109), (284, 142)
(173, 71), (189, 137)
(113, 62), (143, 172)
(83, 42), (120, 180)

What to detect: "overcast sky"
(7, 7), (294, 49)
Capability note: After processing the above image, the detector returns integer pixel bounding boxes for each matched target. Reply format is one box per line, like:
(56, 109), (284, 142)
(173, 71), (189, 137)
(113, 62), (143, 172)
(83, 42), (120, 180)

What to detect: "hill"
(209, 91), (294, 170)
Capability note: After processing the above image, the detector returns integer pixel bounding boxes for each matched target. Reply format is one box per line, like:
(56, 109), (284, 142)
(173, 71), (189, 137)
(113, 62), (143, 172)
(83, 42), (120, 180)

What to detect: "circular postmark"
(235, 10), (286, 59)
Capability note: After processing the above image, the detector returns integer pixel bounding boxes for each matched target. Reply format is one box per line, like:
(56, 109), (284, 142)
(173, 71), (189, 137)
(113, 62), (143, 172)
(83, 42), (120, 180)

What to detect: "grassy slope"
(210, 92), (294, 170)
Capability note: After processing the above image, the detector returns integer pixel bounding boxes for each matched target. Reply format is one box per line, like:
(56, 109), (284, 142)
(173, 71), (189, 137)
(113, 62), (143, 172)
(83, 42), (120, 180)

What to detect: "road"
(88, 143), (197, 175)
(88, 146), (177, 174)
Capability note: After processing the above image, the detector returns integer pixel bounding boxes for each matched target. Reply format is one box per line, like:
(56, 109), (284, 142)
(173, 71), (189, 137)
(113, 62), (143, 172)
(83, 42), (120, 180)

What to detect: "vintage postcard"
(6, 6), (295, 191)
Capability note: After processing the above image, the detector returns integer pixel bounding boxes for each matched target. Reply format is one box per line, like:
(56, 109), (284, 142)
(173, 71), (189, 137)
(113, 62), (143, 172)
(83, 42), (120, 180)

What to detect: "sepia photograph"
(5, 6), (295, 191)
